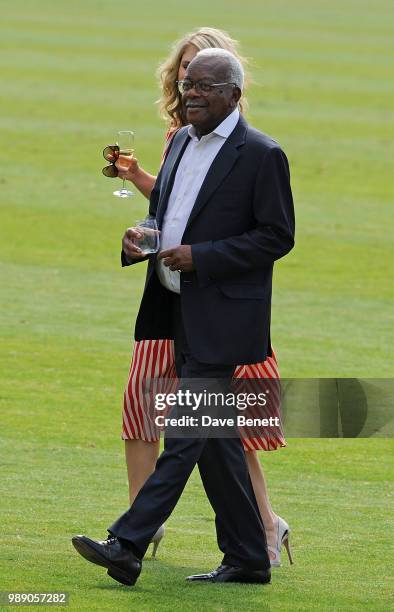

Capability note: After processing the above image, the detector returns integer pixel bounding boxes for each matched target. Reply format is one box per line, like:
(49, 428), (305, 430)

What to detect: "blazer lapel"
(185, 115), (248, 230)
(156, 129), (190, 228)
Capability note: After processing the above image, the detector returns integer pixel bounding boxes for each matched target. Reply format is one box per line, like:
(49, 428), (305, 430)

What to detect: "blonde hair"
(157, 27), (249, 129)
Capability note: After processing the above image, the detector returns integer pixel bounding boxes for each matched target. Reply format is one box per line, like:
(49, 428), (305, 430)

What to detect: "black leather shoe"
(72, 535), (141, 586)
(186, 564), (271, 584)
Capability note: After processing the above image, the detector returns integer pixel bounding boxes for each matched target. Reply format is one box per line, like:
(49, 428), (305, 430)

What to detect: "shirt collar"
(187, 108), (240, 141)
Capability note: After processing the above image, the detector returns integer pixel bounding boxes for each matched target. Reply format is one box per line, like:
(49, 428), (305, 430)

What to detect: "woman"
(115, 27), (292, 565)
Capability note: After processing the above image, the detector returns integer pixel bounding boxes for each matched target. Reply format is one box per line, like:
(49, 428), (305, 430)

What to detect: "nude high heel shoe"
(151, 525), (165, 558)
(268, 517), (294, 567)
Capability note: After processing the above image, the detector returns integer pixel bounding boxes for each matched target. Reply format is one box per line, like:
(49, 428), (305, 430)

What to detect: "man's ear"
(233, 87), (242, 105)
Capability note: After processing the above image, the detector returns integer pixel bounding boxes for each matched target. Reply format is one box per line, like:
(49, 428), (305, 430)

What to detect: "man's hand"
(122, 227), (147, 260)
(158, 245), (194, 272)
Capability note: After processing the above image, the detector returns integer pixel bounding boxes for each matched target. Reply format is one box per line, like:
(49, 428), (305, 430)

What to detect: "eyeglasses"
(176, 80), (236, 95)
(102, 144), (119, 178)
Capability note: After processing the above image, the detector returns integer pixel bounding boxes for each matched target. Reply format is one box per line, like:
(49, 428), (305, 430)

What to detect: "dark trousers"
(109, 293), (270, 570)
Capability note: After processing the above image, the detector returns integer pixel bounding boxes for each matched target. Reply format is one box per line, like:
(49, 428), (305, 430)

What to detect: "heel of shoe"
(107, 568), (136, 586)
(151, 538), (161, 558)
(151, 525), (165, 558)
(282, 534), (294, 565)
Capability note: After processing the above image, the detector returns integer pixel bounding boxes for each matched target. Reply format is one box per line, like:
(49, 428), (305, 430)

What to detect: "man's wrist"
(121, 250), (137, 266)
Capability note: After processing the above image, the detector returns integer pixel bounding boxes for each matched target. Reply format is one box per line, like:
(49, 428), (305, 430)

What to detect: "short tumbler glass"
(133, 216), (160, 254)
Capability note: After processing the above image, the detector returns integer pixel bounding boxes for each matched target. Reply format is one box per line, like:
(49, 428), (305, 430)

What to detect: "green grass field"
(1, 0), (393, 609)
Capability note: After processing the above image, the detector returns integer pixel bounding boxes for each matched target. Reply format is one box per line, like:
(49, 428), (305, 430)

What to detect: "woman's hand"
(116, 154), (140, 182)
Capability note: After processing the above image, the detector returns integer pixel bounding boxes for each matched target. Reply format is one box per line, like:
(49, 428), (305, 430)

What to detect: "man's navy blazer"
(122, 115), (295, 365)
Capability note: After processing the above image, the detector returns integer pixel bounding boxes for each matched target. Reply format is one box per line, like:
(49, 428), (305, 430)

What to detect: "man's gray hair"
(194, 48), (244, 90)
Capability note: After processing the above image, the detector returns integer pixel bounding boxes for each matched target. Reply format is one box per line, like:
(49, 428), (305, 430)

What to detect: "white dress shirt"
(156, 108), (240, 293)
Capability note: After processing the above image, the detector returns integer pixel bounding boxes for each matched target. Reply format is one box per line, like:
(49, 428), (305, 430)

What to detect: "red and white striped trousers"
(122, 339), (285, 452)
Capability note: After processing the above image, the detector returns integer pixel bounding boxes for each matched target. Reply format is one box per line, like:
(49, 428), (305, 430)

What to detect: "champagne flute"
(113, 130), (134, 198)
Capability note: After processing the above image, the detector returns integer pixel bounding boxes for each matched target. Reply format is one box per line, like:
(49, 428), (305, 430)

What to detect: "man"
(72, 48), (295, 587)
